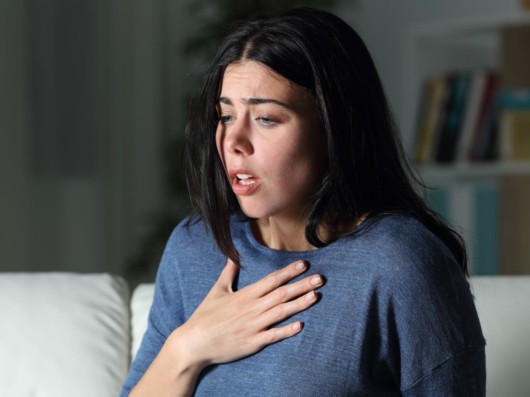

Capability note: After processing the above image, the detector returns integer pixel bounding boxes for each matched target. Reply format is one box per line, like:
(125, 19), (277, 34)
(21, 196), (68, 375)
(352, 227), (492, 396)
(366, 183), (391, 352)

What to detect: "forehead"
(219, 61), (308, 103)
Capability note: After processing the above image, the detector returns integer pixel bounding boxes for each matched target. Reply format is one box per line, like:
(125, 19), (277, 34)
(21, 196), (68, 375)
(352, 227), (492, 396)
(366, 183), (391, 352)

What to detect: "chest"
(177, 259), (399, 395)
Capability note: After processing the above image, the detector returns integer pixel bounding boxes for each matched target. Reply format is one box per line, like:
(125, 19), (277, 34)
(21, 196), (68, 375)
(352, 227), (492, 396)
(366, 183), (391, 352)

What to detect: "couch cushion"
(0, 272), (130, 397)
(130, 283), (155, 359)
(471, 276), (530, 397)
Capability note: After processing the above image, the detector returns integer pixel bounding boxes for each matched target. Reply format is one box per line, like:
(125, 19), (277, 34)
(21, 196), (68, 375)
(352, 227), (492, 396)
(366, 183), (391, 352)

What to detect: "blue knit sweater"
(121, 214), (485, 396)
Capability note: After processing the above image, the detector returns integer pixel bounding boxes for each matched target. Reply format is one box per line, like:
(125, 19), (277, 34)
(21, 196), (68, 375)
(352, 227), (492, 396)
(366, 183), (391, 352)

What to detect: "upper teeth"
(236, 174), (252, 180)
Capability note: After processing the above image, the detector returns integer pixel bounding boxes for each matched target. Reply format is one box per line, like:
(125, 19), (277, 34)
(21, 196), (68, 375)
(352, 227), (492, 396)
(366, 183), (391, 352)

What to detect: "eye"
(256, 117), (276, 127)
(219, 115), (235, 125)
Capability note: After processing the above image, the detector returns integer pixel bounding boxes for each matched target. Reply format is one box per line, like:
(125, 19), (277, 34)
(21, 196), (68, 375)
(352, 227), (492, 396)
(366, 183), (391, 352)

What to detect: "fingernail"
(296, 261), (306, 271)
(306, 291), (317, 301)
(292, 321), (302, 331)
(310, 275), (322, 286)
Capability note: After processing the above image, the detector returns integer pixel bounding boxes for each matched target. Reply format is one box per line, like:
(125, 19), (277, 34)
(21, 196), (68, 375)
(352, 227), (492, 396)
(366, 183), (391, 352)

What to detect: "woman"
(121, 8), (485, 396)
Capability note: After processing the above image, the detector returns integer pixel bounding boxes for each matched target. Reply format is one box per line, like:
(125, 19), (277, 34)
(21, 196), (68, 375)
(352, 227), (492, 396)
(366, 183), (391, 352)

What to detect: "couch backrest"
(471, 276), (530, 397)
(2, 273), (527, 396)
(132, 276), (530, 397)
(130, 283), (155, 360)
(0, 272), (130, 397)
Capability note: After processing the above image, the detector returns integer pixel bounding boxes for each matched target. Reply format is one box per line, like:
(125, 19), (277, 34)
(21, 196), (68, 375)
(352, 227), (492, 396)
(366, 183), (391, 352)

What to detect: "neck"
(252, 216), (315, 251)
(251, 213), (367, 252)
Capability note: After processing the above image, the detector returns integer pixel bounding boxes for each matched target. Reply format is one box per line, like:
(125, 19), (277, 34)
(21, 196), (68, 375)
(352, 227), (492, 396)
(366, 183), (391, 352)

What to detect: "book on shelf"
(496, 25), (530, 163)
(473, 185), (499, 275)
(426, 177), (530, 275)
(500, 175), (530, 274)
(454, 70), (488, 163)
(413, 71), (500, 165)
(426, 183), (498, 275)
(468, 75), (500, 162)
(414, 76), (450, 164)
(499, 88), (530, 161)
(435, 74), (471, 163)
(501, 24), (530, 89)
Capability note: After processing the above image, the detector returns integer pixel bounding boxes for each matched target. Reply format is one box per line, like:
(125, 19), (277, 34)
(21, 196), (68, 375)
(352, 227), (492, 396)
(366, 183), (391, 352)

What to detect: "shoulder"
(168, 215), (211, 244)
(153, 216), (221, 289)
(149, 216), (226, 330)
(161, 215), (220, 259)
(359, 215), (485, 389)
(358, 215), (457, 277)
(167, 212), (246, 247)
(356, 214), (482, 341)
(159, 213), (250, 273)
(156, 214), (248, 278)
(359, 215), (466, 304)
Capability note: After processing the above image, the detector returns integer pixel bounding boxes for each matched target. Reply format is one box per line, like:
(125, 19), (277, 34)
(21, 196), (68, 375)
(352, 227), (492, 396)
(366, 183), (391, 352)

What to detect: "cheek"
(286, 137), (326, 187)
(285, 130), (326, 170)
(268, 144), (318, 185)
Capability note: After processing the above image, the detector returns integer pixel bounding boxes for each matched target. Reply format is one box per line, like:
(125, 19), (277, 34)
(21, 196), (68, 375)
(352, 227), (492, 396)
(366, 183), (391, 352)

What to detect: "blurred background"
(1, 0), (528, 286)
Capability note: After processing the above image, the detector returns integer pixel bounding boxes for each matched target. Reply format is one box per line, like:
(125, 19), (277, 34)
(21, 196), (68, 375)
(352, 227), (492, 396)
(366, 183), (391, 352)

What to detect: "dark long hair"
(184, 7), (467, 274)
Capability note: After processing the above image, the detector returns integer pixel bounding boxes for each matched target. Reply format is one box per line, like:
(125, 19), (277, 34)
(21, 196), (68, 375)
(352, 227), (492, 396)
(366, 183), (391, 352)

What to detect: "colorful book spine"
(454, 70), (488, 163)
(413, 71), (500, 164)
(499, 88), (530, 161)
(436, 74), (471, 163)
(500, 175), (530, 274)
(425, 182), (498, 275)
(473, 184), (499, 275)
(414, 76), (451, 164)
(468, 74), (500, 161)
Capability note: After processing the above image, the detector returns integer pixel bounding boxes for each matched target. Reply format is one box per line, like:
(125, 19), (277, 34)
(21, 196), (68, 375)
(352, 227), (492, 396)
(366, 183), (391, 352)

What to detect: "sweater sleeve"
(368, 218), (486, 395)
(119, 225), (187, 397)
(401, 346), (486, 396)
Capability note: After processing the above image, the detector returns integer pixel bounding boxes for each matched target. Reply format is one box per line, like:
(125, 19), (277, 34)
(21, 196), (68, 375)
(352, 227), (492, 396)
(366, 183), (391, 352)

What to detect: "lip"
(229, 168), (262, 196)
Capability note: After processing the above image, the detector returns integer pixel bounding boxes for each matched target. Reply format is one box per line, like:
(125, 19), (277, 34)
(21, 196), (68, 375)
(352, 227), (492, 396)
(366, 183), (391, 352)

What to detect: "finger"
(253, 321), (304, 349)
(256, 290), (319, 330)
(247, 260), (308, 298)
(257, 274), (323, 313)
(210, 259), (239, 295)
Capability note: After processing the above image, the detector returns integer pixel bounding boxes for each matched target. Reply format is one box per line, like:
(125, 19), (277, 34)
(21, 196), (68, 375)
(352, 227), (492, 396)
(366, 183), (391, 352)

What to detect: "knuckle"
(270, 305), (285, 322)
(273, 287), (287, 302)
(267, 274), (279, 288)
(264, 329), (280, 345)
(298, 296), (307, 308)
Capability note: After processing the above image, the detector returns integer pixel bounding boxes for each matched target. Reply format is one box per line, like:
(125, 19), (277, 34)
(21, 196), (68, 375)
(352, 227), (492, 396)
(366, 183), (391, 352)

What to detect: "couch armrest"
(0, 272), (130, 397)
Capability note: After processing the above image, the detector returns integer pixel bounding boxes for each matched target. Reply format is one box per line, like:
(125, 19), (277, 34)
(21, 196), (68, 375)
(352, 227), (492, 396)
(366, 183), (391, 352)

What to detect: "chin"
(237, 201), (277, 220)
(238, 207), (269, 220)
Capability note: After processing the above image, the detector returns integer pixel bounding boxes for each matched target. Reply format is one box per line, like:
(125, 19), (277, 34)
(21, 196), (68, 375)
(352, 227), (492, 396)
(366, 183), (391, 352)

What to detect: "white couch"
(0, 273), (529, 397)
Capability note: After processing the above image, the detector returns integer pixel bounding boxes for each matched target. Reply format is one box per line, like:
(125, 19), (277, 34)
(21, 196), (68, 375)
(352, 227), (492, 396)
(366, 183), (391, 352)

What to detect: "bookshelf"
(403, 12), (530, 148)
(403, 12), (530, 275)
(418, 161), (530, 183)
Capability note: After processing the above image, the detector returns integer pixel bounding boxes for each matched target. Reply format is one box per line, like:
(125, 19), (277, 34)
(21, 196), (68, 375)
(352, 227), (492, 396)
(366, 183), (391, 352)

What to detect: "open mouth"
(230, 170), (261, 195)
(236, 173), (258, 186)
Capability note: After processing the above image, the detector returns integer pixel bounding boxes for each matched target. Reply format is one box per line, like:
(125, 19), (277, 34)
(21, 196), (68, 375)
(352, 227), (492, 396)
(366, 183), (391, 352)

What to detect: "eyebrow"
(218, 96), (293, 110)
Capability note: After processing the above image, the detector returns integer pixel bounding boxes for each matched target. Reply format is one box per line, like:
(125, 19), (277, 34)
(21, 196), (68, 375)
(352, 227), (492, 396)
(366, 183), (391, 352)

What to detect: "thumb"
(214, 258), (239, 294)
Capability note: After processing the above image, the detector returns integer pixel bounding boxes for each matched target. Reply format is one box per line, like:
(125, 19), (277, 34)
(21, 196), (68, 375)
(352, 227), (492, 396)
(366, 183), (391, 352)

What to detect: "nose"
(223, 116), (253, 156)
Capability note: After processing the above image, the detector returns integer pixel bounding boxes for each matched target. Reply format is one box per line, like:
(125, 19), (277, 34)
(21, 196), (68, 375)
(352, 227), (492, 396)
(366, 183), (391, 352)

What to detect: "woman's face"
(216, 61), (326, 221)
